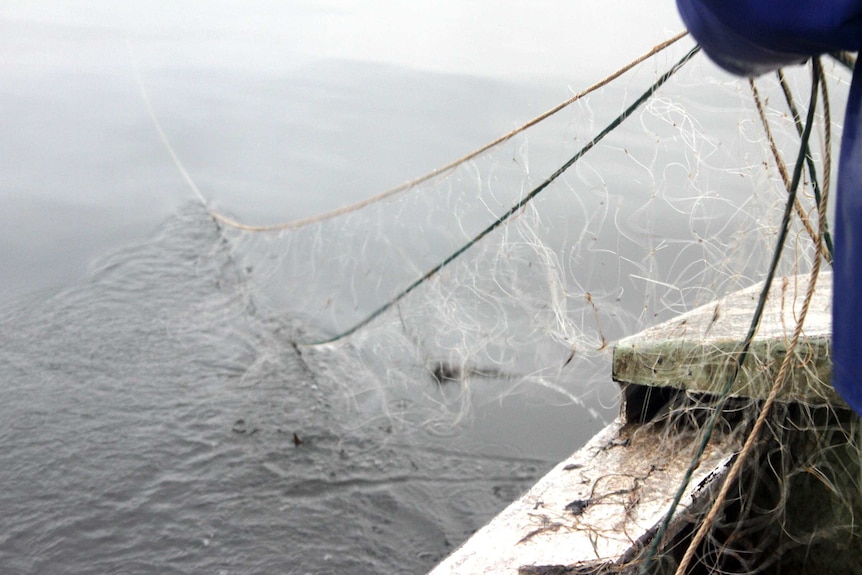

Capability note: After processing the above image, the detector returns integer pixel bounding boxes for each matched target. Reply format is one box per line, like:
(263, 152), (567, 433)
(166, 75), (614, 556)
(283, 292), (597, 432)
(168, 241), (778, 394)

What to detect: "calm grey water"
(0, 206), (564, 574)
(0, 3), (686, 574)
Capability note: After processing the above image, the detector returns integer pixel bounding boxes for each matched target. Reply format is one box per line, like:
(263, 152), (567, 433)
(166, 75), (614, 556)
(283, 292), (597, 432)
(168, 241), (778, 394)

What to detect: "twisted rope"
(639, 58), (821, 575)
(135, 32), (689, 231)
(303, 45), (702, 346)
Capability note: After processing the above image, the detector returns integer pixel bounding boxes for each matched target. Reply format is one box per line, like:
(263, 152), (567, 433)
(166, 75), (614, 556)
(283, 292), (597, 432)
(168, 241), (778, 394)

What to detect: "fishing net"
(144, 32), (858, 573)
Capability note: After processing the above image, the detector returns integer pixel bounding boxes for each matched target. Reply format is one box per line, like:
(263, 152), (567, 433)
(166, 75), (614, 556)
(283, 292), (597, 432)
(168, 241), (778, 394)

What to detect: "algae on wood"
(613, 273), (839, 407)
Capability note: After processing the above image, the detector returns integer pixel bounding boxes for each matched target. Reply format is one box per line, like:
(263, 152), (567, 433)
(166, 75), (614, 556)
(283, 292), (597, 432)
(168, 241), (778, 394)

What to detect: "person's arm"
(677, 0), (862, 76)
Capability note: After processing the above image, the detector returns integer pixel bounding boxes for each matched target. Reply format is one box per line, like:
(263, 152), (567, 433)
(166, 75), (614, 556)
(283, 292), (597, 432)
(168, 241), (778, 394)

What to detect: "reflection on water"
(0, 206), (588, 574)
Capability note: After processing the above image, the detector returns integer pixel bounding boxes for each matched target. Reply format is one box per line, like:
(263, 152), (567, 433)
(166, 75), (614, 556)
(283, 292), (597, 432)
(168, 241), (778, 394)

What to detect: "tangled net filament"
(638, 58), (861, 575)
(136, 27), (857, 572)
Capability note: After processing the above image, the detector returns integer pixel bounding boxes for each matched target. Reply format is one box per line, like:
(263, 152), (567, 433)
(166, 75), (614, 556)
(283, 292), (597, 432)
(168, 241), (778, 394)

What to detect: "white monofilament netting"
(165, 36), (860, 571)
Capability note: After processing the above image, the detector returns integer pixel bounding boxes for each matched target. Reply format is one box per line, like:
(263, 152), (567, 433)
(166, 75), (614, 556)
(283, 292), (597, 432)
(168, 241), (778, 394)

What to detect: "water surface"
(0, 3), (694, 573)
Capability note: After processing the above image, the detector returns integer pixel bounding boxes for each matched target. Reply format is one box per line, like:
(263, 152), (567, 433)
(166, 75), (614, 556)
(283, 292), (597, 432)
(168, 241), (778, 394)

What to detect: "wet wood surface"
(613, 273), (838, 407)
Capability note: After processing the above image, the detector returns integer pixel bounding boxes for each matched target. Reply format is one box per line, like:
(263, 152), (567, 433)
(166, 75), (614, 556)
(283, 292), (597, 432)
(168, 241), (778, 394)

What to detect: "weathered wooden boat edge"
(429, 273), (862, 574)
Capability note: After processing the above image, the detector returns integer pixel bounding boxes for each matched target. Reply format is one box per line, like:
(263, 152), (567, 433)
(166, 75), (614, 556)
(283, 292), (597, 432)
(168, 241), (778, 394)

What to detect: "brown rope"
(674, 59), (827, 575)
(749, 78), (831, 263)
(675, 206), (825, 575)
(204, 31), (690, 231)
(819, 64), (832, 251)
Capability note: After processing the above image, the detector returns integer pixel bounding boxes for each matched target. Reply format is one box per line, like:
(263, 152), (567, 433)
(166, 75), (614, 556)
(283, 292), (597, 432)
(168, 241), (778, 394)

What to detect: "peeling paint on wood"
(428, 420), (740, 574)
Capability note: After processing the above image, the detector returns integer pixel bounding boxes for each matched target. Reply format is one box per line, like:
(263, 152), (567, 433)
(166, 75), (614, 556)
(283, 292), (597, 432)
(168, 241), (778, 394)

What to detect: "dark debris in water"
(430, 361), (462, 384)
(428, 360), (513, 384)
(231, 419), (259, 435)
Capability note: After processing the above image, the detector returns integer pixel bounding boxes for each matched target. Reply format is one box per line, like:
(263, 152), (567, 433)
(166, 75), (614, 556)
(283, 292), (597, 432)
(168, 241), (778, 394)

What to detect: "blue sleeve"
(676, 0), (862, 415)
(833, 73), (862, 415)
(677, 0), (862, 75)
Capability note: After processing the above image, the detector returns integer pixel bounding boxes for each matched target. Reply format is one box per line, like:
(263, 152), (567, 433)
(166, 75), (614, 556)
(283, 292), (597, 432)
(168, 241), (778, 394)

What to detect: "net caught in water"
(152, 34), (857, 573)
